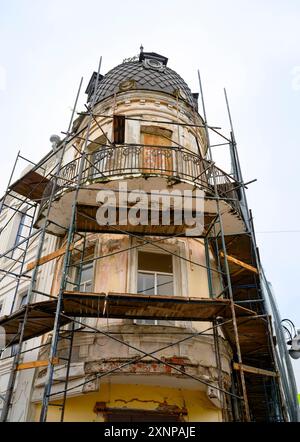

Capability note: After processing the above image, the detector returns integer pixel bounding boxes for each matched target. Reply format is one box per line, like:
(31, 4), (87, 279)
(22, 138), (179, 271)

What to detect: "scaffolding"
(0, 59), (296, 423)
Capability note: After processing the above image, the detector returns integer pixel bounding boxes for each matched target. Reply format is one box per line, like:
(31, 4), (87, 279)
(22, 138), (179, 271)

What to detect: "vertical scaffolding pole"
(39, 56), (102, 422)
(0, 78), (83, 423)
(198, 69), (250, 421)
(213, 318), (228, 421)
(59, 231), (87, 422)
(265, 316), (289, 421)
(0, 150), (20, 215)
(224, 88), (291, 421)
(205, 233), (227, 420)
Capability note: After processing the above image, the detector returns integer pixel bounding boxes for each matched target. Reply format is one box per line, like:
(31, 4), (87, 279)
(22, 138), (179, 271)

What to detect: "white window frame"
(137, 268), (174, 326)
(128, 239), (189, 327)
(65, 251), (95, 329)
(78, 262), (94, 292)
(137, 269), (173, 296)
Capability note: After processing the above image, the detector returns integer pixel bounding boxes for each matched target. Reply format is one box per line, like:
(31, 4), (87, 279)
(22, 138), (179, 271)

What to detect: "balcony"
(36, 144), (245, 236)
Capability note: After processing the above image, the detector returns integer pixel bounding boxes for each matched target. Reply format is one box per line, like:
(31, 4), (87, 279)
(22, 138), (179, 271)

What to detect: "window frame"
(137, 269), (174, 296)
(129, 242), (186, 297)
(78, 261), (94, 293)
(128, 241), (188, 327)
(137, 266), (174, 326)
(11, 211), (27, 258)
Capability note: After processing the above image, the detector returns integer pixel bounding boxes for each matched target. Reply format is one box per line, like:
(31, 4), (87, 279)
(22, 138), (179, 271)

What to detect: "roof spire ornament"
(140, 44), (144, 54)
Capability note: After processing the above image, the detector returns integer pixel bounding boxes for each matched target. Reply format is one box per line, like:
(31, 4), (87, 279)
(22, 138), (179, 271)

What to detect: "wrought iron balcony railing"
(41, 144), (241, 213)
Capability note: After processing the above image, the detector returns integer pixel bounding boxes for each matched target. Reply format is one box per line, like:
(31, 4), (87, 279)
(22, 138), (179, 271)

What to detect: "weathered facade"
(0, 50), (297, 422)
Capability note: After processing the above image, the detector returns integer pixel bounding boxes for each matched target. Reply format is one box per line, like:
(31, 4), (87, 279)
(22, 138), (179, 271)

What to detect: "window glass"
(20, 293), (27, 307)
(79, 263), (93, 292)
(136, 251), (174, 326)
(137, 272), (155, 295)
(14, 213), (26, 247)
(157, 274), (173, 296)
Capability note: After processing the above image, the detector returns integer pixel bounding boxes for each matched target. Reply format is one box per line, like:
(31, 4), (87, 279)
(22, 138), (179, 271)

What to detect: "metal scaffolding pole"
(197, 69), (250, 421)
(39, 56), (102, 422)
(0, 77), (83, 423)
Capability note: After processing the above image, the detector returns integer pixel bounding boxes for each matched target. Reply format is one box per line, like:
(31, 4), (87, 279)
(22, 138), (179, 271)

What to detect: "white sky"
(0, 0), (299, 389)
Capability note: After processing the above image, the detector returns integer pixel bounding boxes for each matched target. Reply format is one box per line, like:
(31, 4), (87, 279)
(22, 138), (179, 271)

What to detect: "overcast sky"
(0, 0), (299, 388)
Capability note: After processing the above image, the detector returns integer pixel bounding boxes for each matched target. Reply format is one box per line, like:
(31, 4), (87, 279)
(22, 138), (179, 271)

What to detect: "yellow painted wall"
(34, 383), (221, 422)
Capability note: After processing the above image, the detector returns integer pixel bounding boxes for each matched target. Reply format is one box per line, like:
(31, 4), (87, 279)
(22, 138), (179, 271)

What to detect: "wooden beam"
(219, 251), (258, 274)
(233, 362), (277, 377)
(16, 357), (59, 371)
(26, 244), (75, 271)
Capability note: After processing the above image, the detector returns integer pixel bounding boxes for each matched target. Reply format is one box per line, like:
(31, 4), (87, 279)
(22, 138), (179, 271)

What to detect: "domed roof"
(86, 52), (198, 109)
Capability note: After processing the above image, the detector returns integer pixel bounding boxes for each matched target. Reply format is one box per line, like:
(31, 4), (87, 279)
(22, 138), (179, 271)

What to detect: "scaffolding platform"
(222, 315), (270, 362)
(62, 290), (255, 320)
(9, 169), (50, 201)
(0, 292), (255, 347)
(0, 301), (71, 346)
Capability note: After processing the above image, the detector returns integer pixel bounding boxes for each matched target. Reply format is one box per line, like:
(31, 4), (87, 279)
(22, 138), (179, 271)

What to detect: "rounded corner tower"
(0, 49), (293, 424)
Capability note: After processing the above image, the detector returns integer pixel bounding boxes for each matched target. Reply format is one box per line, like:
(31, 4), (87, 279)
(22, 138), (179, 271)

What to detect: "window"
(137, 251), (173, 325)
(19, 293), (27, 307)
(11, 343), (18, 357)
(14, 213), (26, 246)
(73, 261), (94, 328)
(79, 263), (94, 292)
(12, 212), (27, 257)
(138, 252), (173, 295)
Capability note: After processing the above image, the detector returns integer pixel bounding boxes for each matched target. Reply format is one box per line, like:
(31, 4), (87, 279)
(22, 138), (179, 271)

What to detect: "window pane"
(80, 280), (92, 292)
(137, 272), (155, 295)
(138, 252), (173, 273)
(20, 294), (27, 306)
(157, 274), (173, 296)
(81, 264), (93, 283)
(135, 319), (156, 325)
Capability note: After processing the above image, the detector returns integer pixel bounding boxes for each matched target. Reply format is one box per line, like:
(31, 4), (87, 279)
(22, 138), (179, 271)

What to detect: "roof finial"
(140, 44), (144, 54)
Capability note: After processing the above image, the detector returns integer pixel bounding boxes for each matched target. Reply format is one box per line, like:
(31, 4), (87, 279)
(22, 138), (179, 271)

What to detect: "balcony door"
(141, 127), (173, 176)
